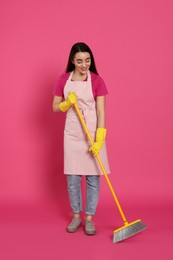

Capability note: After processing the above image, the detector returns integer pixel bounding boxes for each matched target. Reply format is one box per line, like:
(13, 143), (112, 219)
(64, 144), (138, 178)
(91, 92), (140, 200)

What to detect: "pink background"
(0, 0), (173, 259)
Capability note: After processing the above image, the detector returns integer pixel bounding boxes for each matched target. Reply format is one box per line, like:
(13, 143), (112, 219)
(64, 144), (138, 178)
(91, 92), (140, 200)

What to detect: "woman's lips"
(81, 68), (87, 72)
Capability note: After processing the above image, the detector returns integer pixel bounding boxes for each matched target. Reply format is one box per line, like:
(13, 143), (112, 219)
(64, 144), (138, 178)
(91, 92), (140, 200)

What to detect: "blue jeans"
(67, 175), (100, 215)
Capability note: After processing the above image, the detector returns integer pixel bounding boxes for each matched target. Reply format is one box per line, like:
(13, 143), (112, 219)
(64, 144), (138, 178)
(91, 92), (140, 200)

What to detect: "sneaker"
(85, 219), (96, 235)
(66, 217), (82, 233)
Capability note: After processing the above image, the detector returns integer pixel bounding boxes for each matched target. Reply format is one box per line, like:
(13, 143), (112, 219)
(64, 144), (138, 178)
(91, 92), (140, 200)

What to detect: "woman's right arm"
(52, 96), (63, 112)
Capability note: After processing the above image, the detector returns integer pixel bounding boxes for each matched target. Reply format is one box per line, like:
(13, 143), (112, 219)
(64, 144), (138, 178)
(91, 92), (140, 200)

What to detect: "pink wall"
(0, 0), (173, 204)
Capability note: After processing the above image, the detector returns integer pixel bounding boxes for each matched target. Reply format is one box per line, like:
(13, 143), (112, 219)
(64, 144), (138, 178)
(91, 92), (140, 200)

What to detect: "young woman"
(53, 42), (110, 235)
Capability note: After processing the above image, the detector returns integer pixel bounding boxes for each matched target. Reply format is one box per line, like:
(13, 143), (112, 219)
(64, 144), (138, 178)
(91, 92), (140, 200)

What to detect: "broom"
(74, 102), (147, 243)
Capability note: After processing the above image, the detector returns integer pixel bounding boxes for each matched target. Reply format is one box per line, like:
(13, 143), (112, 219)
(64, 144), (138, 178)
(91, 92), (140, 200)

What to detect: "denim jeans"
(67, 175), (100, 215)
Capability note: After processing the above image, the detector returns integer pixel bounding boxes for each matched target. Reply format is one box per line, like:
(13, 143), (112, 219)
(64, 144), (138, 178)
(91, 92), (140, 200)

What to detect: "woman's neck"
(72, 70), (88, 81)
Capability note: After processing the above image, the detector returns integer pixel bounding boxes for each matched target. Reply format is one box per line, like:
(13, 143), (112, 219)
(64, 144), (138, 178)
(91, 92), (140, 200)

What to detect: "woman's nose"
(82, 62), (86, 67)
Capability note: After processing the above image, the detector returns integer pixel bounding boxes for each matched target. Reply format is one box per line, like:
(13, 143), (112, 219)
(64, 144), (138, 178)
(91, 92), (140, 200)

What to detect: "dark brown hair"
(66, 42), (98, 75)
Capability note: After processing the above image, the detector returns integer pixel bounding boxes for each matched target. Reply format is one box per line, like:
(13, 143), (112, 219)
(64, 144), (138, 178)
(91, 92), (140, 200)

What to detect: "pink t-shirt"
(54, 71), (108, 99)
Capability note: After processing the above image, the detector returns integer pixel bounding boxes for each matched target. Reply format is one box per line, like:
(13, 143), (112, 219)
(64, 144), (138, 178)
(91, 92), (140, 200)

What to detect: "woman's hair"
(66, 42), (98, 75)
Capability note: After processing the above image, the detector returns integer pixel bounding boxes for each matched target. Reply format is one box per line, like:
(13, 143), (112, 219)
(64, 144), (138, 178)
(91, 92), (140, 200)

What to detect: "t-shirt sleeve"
(95, 76), (108, 96)
(53, 73), (69, 97)
(92, 73), (108, 98)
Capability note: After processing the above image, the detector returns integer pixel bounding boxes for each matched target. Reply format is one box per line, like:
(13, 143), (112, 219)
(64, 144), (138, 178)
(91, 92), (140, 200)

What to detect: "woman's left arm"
(89, 96), (107, 156)
(96, 96), (106, 128)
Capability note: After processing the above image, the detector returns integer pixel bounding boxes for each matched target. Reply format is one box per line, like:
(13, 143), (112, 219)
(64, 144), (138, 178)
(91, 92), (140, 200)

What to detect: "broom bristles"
(113, 220), (147, 243)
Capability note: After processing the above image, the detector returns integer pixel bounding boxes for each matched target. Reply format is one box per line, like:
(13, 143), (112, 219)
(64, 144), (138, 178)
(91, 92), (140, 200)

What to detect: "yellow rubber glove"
(89, 128), (107, 156)
(59, 92), (77, 112)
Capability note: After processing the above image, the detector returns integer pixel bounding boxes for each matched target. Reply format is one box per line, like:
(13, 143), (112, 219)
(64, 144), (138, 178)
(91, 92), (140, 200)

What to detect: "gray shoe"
(85, 219), (96, 235)
(66, 217), (82, 233)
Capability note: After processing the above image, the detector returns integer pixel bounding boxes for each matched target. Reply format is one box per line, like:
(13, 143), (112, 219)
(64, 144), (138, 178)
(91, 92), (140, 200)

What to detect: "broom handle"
(74, 103), (128, 225)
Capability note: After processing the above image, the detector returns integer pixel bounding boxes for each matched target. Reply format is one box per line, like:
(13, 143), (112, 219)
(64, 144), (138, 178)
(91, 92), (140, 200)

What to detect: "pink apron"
(63, 70), (110, 175)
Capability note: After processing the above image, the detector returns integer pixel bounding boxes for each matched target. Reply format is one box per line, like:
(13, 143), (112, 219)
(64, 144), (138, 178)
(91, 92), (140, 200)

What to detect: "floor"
(0, 197), (172, 260)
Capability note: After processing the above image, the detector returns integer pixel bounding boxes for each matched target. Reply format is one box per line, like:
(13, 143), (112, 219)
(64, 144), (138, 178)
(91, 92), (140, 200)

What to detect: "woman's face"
(72, 52), (91, 75)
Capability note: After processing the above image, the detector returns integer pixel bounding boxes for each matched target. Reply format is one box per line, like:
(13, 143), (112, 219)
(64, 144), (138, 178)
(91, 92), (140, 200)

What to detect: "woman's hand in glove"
(59, 92), (77, 112)
(89, 128), (107, 156)
(68, 92), (77, 105)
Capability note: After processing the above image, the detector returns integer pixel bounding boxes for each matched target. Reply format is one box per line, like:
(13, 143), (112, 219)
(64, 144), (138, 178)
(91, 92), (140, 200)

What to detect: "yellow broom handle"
(74, 103), (128, 224)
